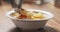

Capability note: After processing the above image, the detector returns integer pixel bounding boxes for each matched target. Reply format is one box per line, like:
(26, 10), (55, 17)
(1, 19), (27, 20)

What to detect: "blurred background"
(0, 0), (60, 8)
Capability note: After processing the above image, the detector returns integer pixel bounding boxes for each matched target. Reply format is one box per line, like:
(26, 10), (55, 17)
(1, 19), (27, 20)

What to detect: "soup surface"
(11, 9), (46, 19)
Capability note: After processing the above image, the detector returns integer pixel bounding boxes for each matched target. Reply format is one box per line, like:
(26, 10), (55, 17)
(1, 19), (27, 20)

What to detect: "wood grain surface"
(0, 2), (60, 32)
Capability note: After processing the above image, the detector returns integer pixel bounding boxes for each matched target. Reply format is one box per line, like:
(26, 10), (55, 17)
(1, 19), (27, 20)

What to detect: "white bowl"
(6, 9), (54, 30)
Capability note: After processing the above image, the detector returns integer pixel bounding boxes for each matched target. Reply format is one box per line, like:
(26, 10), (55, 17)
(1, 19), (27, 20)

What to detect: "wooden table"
(0, 2), (60, 32)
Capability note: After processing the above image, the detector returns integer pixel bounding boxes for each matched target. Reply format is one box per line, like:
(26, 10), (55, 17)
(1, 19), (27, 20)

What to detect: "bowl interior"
(6, 9), (54, 21)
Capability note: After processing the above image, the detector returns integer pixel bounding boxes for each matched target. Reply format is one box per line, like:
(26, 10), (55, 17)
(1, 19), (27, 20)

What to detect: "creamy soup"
(11, 9), (46, 19)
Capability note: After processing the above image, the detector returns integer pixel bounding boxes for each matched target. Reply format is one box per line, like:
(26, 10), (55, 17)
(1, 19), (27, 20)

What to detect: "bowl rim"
(6, 9), (54, 21)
